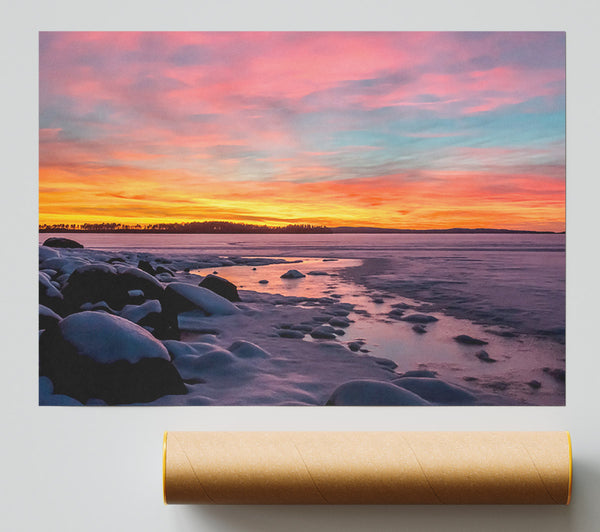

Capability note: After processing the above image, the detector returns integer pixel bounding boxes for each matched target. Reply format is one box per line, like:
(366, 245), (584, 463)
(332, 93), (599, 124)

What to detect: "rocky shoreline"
(39, 237), (562, 406)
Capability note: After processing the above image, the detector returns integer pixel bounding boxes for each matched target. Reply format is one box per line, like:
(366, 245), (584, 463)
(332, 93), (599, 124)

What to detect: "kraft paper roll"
(163, 431), (572, 505)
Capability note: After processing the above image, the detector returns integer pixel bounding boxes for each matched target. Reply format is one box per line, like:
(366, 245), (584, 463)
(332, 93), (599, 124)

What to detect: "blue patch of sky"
(168, 44), (213, 66)
(298, 100), (563, 152)
(286, 99), (564, 182)
(40, 98), (117, 142)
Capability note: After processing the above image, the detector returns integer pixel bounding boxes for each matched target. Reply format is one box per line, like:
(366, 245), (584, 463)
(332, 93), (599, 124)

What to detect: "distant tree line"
(39, 221), (333, 234)
(39, 222), (560, 235)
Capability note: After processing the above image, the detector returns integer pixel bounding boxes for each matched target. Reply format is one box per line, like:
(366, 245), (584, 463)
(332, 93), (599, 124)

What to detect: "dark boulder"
(138, 260), (156, 275)
(199, 274), (241, 302)
(39, 304), (62, 330)
(369, 356), (398, 370)
(43, 237), (84, 249)
(156, 265), (175, 277)
(475, 350), (496, 362)
(61, 264), (165, 313)
(454, 334), (489, 346)
(328, 316), (350, 328)
(388, 308), (405, 320)
(61, 263), (123, 312)
(119, 267), (164, 300)
(543, 367), (565, 382)
(39, 311), (186, 405)
(401, 313), (439, 324)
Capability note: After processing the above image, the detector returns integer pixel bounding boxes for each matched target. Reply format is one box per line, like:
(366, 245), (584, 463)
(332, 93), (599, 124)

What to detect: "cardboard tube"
(163, 431), (572, 505)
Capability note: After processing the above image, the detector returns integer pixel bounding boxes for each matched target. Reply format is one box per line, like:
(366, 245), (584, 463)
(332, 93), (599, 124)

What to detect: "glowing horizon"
(39, 32), (566, 232)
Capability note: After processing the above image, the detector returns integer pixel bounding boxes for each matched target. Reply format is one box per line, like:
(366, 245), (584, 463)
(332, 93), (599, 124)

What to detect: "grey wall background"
(2, 1), (598, 530)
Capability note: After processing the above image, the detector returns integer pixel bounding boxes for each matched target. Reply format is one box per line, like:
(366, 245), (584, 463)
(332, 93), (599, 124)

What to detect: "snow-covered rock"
(326, 380), (430, 406)
(39, 257), (89, 276)
(120, 299), (162, 325)
(228, 341), (271, 359)
(310, 325), (337, 339)
(57, 311), (169, 364)
(368, 356), (398, 370)
(128, 289), (144, 298)
(39, 245), (59, 263)
(80, 301), (116, 313)
(173, 348), (238, 379)
(281, 269), (306, 279)
(39, 311), (186, 404)
(162, 283), (239, 322)
(162, 340), (200, 360)
(393, 377), (476, 405)
(39, 272), (63, 311)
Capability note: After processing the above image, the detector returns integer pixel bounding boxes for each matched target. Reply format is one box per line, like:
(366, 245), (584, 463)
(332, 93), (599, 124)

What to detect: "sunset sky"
(39, 32), (565, 231)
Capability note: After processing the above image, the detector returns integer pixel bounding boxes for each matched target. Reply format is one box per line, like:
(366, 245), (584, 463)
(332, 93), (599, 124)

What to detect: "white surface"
(1, 1), (599, 530)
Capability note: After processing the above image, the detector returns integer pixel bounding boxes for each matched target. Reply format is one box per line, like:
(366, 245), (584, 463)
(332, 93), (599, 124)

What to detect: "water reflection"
(193, 255), (565, 406)
(193, 257), (363, 300)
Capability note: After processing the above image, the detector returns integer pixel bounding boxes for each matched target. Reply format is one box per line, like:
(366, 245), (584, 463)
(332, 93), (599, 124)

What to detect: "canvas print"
(38, 32), (565, 406)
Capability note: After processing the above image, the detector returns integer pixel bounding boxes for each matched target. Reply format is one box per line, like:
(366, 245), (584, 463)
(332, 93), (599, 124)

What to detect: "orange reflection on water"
(192, 258), (362, 300)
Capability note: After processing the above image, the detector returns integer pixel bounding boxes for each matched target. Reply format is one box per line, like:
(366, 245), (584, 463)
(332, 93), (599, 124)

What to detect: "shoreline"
(38, 237), (565, 406)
